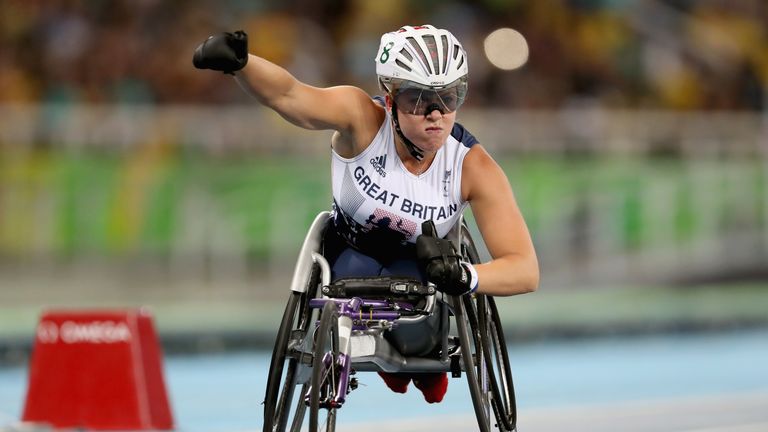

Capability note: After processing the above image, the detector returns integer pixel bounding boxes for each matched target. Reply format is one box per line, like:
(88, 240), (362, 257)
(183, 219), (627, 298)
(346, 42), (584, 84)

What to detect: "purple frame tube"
(306, 296), (421, 409)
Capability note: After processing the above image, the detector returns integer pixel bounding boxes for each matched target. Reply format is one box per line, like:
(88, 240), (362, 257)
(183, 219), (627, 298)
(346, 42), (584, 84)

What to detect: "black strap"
(450, 353), (462, 378)
(391, 100), (425, 161)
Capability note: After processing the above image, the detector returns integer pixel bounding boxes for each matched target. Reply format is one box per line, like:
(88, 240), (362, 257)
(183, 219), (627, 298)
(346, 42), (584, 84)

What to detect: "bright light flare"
(483, 28), (529, 71)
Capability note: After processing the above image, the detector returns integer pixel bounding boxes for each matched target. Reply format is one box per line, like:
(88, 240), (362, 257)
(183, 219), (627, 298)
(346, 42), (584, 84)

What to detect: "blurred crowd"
(0, 0), (766, 110)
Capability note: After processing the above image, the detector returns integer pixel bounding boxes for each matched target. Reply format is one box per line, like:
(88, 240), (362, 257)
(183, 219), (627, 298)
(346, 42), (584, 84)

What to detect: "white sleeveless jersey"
(331, 107), (478, 252)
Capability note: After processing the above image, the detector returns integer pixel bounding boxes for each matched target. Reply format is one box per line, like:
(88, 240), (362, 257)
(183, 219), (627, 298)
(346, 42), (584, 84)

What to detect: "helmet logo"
(379, 42), (394, 64)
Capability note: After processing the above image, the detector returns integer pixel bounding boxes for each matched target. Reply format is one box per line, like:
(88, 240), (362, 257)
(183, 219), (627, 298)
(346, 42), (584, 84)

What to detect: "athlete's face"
(387, 94), (456, 154)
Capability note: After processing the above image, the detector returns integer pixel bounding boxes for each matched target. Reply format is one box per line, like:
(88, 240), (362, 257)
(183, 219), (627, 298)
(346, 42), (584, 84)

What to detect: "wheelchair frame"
(262, 211), (517, 432)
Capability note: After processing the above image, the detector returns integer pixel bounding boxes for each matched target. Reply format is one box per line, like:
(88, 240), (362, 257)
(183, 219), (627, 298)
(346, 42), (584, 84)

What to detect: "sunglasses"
(393, 87), (466, 116)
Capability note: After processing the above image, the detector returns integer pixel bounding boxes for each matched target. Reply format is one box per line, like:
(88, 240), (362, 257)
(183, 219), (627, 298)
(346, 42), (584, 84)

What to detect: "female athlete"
(193, 24), (539, 403)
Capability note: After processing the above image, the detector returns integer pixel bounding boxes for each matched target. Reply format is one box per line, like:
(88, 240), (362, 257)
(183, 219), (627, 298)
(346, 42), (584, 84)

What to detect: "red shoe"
(377, 372), (410, 393)
(412, 372), (448, 403)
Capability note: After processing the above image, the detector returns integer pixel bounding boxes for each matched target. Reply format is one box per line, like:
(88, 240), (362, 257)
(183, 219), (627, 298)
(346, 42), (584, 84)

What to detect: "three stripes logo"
(370, 154), (387, 177)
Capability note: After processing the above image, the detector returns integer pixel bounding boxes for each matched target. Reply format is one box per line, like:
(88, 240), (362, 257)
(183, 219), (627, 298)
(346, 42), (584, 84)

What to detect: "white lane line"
(681, 422), (768, 432)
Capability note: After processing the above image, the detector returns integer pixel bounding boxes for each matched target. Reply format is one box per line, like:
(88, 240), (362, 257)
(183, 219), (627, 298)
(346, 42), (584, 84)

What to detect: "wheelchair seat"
(287, 211), (471, 371)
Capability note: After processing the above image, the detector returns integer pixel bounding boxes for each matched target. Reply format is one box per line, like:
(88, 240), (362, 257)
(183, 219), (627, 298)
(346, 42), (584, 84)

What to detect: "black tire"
(263, 265), (320, 432)
(309, 301), (340, 432)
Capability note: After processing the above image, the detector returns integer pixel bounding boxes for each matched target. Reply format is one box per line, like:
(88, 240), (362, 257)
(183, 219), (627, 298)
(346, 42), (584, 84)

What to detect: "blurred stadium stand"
(0, 0), (766, 108)
(1, 1), (767, 347)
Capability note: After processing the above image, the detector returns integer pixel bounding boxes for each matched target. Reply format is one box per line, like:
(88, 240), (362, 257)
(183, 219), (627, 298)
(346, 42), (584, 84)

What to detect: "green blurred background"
(1, 0), (767, 352)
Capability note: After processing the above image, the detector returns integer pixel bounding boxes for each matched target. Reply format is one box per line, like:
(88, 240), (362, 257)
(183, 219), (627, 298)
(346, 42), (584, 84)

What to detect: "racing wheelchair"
(262, 212), (517, 432)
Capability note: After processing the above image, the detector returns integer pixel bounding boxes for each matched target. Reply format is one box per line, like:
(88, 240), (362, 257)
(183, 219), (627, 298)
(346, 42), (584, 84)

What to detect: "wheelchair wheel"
(477, 295), (517, 431)
(309, 301), (340, 432)
(460, 223), (518, 431)
(263, 265), (320, 432)
(452, 294), (493, 432)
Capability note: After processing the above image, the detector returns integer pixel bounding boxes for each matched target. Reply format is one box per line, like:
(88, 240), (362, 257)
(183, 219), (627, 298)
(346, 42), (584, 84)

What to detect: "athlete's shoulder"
(450, 122), (478, 148)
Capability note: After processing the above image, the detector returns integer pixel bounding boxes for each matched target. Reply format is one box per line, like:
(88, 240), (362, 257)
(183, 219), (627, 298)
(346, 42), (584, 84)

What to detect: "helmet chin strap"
(390, 101), (444, 162)
(391, 100), (424, 161)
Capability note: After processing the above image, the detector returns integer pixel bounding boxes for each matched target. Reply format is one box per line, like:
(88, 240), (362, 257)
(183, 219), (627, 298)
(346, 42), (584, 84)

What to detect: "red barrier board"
(22, 308), (174, 430)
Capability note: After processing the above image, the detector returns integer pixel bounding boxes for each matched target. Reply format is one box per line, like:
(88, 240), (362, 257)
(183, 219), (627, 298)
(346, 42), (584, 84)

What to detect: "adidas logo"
(370, 154), (387, 177)
(373, 154), (387, 169)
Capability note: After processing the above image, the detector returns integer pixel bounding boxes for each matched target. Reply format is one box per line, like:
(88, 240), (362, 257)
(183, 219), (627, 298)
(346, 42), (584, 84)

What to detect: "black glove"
(416, 220), (478, 296)
(193, 30), (249, 74)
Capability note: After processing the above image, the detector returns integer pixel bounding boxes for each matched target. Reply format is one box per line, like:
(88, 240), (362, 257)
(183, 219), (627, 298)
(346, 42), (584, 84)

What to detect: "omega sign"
(36, 320), (132, 344)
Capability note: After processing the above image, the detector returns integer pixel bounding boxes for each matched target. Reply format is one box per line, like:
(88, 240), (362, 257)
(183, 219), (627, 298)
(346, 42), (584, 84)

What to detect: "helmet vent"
(441, 35), (449, 73)
(421, 35), (440, 76)
(453, 44), (461, 60)
(399, 48), (413, 62)
(456, 55), (464, 70)
(395, 59), (412, 72)
(407, 36), (433, 75)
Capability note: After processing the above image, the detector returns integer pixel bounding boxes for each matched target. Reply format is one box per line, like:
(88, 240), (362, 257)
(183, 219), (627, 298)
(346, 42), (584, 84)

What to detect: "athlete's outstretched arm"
(234, 55), (374, 132)
(193, 31), (379, 137)
(462, 145), (539, 296)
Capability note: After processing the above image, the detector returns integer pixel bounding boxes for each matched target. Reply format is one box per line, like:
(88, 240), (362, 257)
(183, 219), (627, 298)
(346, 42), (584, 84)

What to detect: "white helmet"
(376, 25), (468, 92)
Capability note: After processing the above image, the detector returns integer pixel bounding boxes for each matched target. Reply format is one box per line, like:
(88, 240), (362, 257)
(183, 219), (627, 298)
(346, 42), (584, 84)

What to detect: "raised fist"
(193, 30), (249, 74)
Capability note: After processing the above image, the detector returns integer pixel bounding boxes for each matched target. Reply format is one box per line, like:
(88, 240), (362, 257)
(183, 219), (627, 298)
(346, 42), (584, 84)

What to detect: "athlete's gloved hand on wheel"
(193, 30), (249, 74)
(416, 220), (478, 296)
